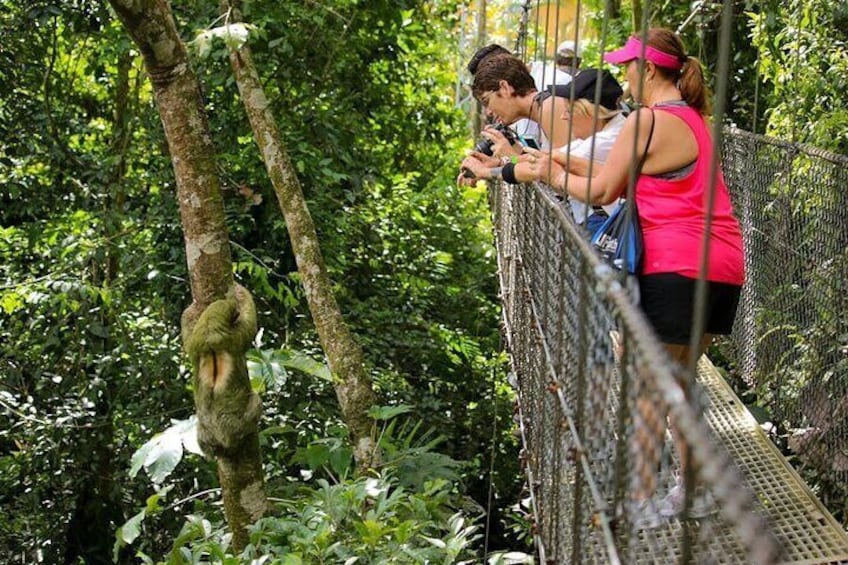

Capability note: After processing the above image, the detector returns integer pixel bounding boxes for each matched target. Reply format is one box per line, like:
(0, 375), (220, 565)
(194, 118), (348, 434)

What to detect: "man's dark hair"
(467, 43), (511, 75)
(472, 54), (536, 99)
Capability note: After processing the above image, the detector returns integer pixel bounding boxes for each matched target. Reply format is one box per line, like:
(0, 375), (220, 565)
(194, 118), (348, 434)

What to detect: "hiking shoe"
(658, 482), (715, 518)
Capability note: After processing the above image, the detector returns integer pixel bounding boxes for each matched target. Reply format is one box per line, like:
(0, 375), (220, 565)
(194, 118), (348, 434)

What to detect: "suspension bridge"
(492, 127), (848, 563)
(482, 2), (848, 564)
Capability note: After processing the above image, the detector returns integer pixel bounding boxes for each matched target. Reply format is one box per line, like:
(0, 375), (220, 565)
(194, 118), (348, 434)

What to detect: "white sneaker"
(630, 498), (665, 529)
(658, 483), (714, 518)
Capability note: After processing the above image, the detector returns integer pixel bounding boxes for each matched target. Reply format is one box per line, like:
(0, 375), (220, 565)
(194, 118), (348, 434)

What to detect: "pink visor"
(603, 37), (684, 70)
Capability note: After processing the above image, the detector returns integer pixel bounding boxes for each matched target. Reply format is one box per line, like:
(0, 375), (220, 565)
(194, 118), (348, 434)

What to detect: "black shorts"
(638, 273), (742, 345)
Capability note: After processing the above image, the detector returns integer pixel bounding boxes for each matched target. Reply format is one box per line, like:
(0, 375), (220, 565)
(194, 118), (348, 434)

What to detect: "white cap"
(557, 40), (581, 58)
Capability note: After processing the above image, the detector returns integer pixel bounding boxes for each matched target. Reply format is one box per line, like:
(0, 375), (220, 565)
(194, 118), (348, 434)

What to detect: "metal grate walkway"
(697, 355), (848, 564)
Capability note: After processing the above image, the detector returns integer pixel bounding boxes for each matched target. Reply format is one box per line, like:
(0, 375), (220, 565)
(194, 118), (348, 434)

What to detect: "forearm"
(513, 161), (538, 183)
(553, 152), (602, 177)
(553, 171), (618, 205)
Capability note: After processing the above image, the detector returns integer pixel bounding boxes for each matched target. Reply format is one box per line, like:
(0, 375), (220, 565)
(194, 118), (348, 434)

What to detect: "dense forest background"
(1, 0), (845, 563)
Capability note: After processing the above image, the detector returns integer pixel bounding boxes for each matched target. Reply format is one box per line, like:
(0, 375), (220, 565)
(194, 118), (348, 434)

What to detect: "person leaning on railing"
(466, 44), (573, 149)
(526, 28), (745, 528)
(466, 53), (573, 153)
(460, 68), (627, 235)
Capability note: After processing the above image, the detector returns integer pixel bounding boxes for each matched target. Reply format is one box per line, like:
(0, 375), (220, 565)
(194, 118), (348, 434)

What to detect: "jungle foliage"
(1, 0), (847, 563)
(0, 0), (518, 562)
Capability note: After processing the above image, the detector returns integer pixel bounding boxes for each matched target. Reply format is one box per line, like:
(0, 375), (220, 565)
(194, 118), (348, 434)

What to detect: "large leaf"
(280, 351), (333, 382)
(368, 404), (413, 421)
(190, 23), (255, 58)
(113, 509), (146, 561)
(248, 348), (334, 389)
(129, 417), (201, 484)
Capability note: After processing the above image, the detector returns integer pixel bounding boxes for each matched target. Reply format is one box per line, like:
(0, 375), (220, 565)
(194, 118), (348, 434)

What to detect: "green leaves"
(113, 486), (172, 561)
(1, 0), (523, 560)
(293, 437), (353, 477)
(113, 509), (146, 561)
(129, 417), (203, 484)
(247, 347), (333, 393)
(240, 473), (480, 563)
(750, 0), (848, 151)
(368, 404), (413, 420)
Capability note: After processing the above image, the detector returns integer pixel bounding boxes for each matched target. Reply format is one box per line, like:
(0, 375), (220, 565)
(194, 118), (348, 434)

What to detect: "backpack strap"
(637, 108), (656, 175)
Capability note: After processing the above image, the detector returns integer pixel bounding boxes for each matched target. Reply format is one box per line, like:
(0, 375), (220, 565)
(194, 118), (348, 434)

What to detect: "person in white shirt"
(555, 40), (582, 76)
(460, 69), (625, 234)
(465, 44), (572, 150)
(555, 103), (625, 233)
(467, 54), (574, 151)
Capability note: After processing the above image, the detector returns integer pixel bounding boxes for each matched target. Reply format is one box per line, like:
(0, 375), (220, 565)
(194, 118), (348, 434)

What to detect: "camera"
(463, 123), (519, 178)
(473, 123), (518, 156)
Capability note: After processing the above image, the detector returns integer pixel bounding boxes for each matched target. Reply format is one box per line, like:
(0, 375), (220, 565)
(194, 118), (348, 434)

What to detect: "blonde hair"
(569, 98), (621, 121)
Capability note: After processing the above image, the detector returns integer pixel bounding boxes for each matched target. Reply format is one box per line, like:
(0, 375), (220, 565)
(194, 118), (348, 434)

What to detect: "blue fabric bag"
(590, 203), (643, 274)
(590, 108), (654, 275)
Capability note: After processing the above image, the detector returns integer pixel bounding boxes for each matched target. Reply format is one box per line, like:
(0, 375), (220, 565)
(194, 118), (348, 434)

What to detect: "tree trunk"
(606, 0), (620, 20)
(220, 0), (379, 469)
(107, 0), (266, 551)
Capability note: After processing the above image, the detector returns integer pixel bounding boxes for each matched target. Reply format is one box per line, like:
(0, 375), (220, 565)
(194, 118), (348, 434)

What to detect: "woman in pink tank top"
(527, 28), (744, 526)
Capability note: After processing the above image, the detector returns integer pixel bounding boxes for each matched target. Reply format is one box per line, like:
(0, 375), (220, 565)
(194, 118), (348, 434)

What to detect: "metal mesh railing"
(491, 179), (782, 564)
(721, 128), (848, 516)
(491, 127), (848, 562)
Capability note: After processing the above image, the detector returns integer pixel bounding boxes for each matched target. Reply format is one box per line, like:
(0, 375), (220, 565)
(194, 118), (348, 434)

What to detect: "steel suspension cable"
(790, 0), (803, 145)
(751, 0), (763, 134)
(532, 0), (542, 72)
(514, 1), (533, 60)
(557, 0), (580, 224)
(686, 0), (734, 381)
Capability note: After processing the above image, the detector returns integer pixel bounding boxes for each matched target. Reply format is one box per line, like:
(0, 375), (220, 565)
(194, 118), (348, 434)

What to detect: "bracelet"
(511, 155), (519, 164)
(502, 163), (518, 184)
(500, 156), (511, 166)
(489, 166), (503, 180)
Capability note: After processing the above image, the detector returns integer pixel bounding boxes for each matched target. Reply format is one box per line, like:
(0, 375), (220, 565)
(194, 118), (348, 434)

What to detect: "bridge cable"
(751, 0), (763, 134)
(482, 364), (499, 558)
(790, 0), (803, 146)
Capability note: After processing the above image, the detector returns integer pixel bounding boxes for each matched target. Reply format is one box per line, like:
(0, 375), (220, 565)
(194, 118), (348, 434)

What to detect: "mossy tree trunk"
(220, 0), (379, 469)
(106, 0), (266, 551)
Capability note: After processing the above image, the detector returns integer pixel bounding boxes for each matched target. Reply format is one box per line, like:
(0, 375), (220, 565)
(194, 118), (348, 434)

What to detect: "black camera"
(463, 123), (519, 178)
(473, 123), (518, 156)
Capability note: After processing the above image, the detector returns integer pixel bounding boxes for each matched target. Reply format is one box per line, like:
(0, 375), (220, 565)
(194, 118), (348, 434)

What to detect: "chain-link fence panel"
(722, 128), (848, 518)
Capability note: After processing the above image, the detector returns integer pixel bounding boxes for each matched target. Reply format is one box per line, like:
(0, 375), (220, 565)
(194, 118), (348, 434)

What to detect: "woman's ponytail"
(678, 55), (711, 116)
(646, 28), (712, 116)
